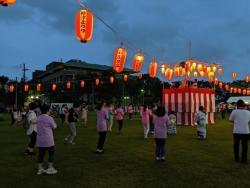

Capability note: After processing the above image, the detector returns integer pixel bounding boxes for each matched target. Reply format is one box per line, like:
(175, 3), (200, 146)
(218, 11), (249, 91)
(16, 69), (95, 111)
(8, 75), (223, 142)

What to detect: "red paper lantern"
(132, 53), (144, 72)
(9, 84), (14, 93)
(214, 78), (218, 85)
(75, 9), (94, 43)
(80, 80), (85, 88)
(247, 90), (250, 95)
(233, 88), (237, 94)
(66, 81), (71, 89)
(52, 84), (56, 92)
(232, 72), (237, 79)
(245, 76), (249, 83)
(218, 68), (223, 76)
(36, 83), (41, 92)
(230, 87), (233, 93)
(110, 76), (114, 84)
(193, 71), (198, 79)
(149, 60), (158, 78)
(219, 82), (223, 89)
(0, 0), (16, 6)
(237, 88), (242, 94)
(95, 78), (99, 86)
(225, 84), (229, 91)
(24, 84), (29, 92)
(113, 47), (127, 73)
(124, 74), (128, 81)
(138, 73), (143, 79)
(243, 89), (247, 95)
(165, 68), (173, 81)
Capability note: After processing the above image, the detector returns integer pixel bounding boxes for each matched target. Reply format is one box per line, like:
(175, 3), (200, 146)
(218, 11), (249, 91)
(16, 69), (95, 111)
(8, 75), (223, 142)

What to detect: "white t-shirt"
(229, 109), (250, 134)
(26, 110), (37, 135)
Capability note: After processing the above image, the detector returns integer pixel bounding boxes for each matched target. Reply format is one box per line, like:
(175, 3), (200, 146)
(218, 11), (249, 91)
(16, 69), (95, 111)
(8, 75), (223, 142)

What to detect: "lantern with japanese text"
(80, 80), (85, 88)
(9, 84), (14, 93)
(132, 53), (144, 72)
(113, 47), (127, 73)
(36, 83), (41, 92)
(219, 82), (223, 89)
(0, 0), (16, 6)
(52, 84), (57, 92)
(24, 84), (29, 92)
(149, 60), (158, 78)
(232, 72), (237, 79)
(124, 74), (128, 81)
(110, 76), (114, 84)
(66, 81), (71, 89)
(95, 78), (99, 86)
(75, 9), (94, 43)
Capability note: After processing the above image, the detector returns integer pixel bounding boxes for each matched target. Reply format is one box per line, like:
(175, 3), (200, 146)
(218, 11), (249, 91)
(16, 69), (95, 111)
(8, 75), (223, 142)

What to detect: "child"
(96, 102), (108, 153)
(168, 111), (177, 135)
(64, 102), (79, 144)
(140, 105), (151, 138)
(25, 102), (38, 155)
(194, 106), (207, 140)
(115, 104), (125, 134)
(153, 106), (169, 161)
(81, 104), (88, 127)
(36, 104), (57, 175)
(107, 104), (114, 131)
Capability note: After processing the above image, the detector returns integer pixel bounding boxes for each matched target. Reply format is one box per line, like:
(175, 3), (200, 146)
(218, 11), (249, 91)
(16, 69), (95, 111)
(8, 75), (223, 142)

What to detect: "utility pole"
(21, 63), (29, 83)
(15, 77), (18, 107)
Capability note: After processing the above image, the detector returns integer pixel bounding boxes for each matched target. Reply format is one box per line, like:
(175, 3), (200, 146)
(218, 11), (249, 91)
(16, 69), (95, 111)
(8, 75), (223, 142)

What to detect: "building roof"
(227, 96), (250, 104)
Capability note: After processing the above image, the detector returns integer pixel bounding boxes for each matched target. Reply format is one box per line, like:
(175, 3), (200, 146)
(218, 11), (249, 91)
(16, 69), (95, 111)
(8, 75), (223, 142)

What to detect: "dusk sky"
(0, 0), (250, 81)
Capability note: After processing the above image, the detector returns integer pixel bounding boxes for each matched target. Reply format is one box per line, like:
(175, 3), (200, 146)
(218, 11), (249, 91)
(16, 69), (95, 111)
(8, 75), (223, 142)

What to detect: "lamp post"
(140, 89), (145, 105)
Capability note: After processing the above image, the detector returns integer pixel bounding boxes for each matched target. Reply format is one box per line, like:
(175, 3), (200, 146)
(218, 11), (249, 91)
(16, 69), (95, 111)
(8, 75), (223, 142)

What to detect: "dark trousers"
(155, 138), (166, 157)
(60, 114), (65, 125)
(28, 131), (37, 149)
(117, 120), (123, 131)
(233, 134), (248, 163)
(97, 131), (107, 150)
(38, 146), (55, 163)
(129, 113), (132, 119)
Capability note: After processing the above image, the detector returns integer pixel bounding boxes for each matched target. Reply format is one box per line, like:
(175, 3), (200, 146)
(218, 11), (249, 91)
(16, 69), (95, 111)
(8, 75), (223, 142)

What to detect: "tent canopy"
(227, 96), (250, 104)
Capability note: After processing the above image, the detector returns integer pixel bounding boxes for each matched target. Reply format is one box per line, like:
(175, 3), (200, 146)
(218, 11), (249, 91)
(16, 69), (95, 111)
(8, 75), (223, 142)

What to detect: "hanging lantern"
(132, 53), (144, 72)
(80, 80), (85, 88)
(95, 78), (99, 86)
(110, 76), (114, 84)
(214, 77), (218, 85)
(230, 87), (233, 93)
(208, 72), (214, 83)
(36, 83), (41, 92)
(24, 84), (29, 92)
(232, 72), (237, 79)
(199, 71), (205, 77)
(212, 65), (217, 73)
(179, 67), (185, 76)
(245, 76), (249, 83)
(197, 64), (203, 72)
(113, 47), (127, 73)
(233, 88), (237, 94)
(218, 68), (223, 76)
(124, 74), (128, 81)
(247, 90), (250, 95)
(9, 84), (14, 93)
(238, 88), (242, 94)
(191, 62), (197, 70)
(219, 82), (223, 89)
(185, 60), (192, 71)
(148, 60), (158, 78)
(243, 89), (247, 95)
(138, 73), (143, 79)
(193, 71), (198, 79)
(0, 0), (16, 6)
(161, 65), (166, 74)
(52, 84), (57, 92)
(225, 84), (229, 91)
(66, 81), (71, 89)
(202, 66), (207, 74)
(75, 9), (94, 43)
(165, 68), (173, 81)
(207, 67), (212, 73)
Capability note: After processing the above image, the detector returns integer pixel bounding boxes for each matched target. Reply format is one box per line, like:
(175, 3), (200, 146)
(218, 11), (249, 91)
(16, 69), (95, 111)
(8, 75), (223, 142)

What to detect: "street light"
(140, 89), (145, 105)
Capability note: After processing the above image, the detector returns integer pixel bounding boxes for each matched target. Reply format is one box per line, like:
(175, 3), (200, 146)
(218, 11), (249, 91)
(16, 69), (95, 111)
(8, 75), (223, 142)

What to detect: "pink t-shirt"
(128, 106), (133, 113)
(153, 115), (169, 139)
(36, 114), (57, 147)
(96, 108), (108, 132)
(115, 107), (124, 120)
(141, 109), (151, 125)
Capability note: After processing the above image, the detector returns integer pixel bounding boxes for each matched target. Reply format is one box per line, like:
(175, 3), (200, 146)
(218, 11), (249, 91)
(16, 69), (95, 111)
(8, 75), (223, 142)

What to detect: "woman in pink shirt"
(36, 104), (57, 175)
(140, 105), (151, 138)
(115, 104), (125, 134)
(128, 104), (133, 119)
(153, 106), (169, 161)
(96, 102), (108, 153)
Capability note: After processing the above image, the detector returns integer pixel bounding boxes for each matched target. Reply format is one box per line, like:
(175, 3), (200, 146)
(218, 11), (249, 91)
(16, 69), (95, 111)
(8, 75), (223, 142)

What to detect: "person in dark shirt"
(63, 103), (79, 144)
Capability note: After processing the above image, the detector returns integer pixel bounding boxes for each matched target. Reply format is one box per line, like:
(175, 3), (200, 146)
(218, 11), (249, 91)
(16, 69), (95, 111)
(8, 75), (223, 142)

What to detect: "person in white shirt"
(229, 100), (250, 164)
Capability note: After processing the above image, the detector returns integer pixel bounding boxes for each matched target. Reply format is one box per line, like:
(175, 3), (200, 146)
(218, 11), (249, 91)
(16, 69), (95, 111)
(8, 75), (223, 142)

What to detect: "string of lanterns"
(0, 0), (16, 6)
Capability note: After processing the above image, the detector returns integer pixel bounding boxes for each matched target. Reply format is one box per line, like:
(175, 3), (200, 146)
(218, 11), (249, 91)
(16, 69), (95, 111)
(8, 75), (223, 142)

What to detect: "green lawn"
(0, 113), (249, 188)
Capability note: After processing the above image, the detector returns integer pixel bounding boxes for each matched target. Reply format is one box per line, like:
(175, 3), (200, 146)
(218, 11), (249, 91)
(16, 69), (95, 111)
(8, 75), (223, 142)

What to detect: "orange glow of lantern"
(80, 80), (85, 88)
(24, 84), (29, 92)
(197, 64), (203, 72)
(138, 73), (143, 79)
(230, 87), (233, 93)
(191, 62), (197, 70)
(208, 72), (215, 83)
(225, 84), (229, 91)
(199, 71), (205, 77)
(95, 78), (100, 86)
(185, 60), (192, 71)
(66, 81), (71, 89)
(247, 90), (250, 95)
(0, 0), (16, 6)
(246, 76), (249, 83)
(237, 88), (242, 94)
(214, 77), (218, 85)
(218, 68), (223, 76)
(52, 84), (56, 92)
(243, 89), (247, 95)
(75, 9), (94, 43)
(148, 60), (158, 78)
(9, 84), (14, 93)
(161, 65), (166, 74)
(233, 88), (237, 94)
(113, 47), (127, 73)
(124, 74), (128, 81)
(232, 72), (237, 79)
(219, 82), (223, 89)
(193, 71), (198, 79)
(212, 65), (217, 73)
(165, 68), (173, 81)
(207, 67), (211, 73)
(132, 53), (144, 72)
(36, 83), (41, 92)
(110, 76), (114, 84)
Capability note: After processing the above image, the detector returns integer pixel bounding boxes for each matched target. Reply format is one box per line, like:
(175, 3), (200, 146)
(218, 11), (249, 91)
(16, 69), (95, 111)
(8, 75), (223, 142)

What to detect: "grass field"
(0, 113), (250, 188)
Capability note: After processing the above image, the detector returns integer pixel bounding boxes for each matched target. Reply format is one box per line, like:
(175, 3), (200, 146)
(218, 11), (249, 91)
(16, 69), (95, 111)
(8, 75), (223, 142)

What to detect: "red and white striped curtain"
(162, 88), (216, 125)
